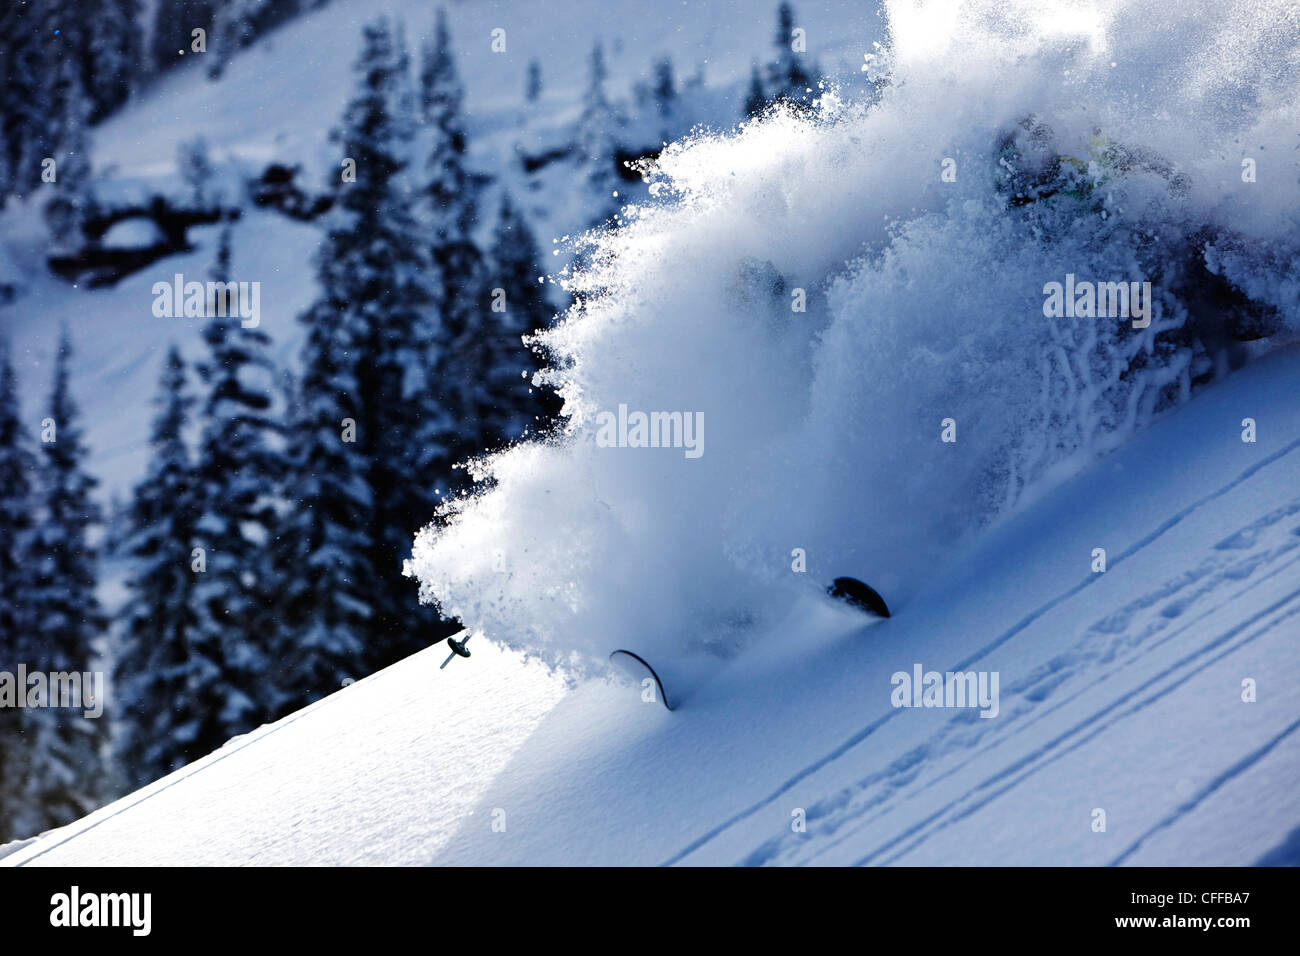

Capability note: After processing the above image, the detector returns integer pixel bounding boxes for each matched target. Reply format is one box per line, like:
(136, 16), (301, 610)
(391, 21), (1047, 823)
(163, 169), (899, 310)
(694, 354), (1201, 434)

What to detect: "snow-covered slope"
(7, 343), (1299, 866)
(5, 0), (1298, 866)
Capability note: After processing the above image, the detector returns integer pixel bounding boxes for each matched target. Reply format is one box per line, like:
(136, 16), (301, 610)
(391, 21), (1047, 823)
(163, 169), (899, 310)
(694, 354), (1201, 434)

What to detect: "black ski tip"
(609, 649), (675, 711)
(828, 577), (891, 618)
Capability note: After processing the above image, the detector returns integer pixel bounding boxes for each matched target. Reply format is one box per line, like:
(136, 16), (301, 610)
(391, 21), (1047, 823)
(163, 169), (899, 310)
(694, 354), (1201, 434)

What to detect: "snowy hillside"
(7, 342), (1300, 866)
(0, 0), (881, 840)
(4, 0), (1300, 864)
(2, 0), (879, 498)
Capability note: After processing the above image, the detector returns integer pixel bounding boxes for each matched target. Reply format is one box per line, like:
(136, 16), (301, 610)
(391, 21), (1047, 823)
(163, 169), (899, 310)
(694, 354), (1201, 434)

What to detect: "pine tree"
(178, 137), (217, 207)
(422, 8), (483, 320)
(86, 0), (141, 122)
(114, 347), (203, 789)
(0, 128), (10, 209)
(273, 309), (371, 712)
(574, 41), (623, 226)
(0, 343), (36, 652)
(295, 17), (445, 674)
(421, 10), (490, 485)
(209, 0), (264, 79)
(652, 57), (676, 121)
(0, 1), (50, 200)
(150, 0), (217, 75)
(419, 9), (462, 125)
(744, 61), (768, 118)
(24, 328), (108, 831)
(188, 226), (284, 750)
(471, 191), (561, 444)
(44, 55), (94, 251)
(207, 223), (233, 314)
(767, 2), (814, 106)
(525, 59), (542, 104)
(0, 342), (39, 841)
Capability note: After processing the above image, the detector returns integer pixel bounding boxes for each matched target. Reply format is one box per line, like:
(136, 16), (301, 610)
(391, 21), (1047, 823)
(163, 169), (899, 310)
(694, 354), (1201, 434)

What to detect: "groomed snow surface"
(7, 344), (1300, 866)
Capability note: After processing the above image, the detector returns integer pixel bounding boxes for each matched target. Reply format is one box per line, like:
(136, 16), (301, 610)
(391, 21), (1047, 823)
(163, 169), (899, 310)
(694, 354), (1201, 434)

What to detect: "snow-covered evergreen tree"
(86, 0), (142, 122)
(178, 137), (217, 207)
(419, 11), (497, 480)
(150, 0), (217, 75)
(44, 55), (94, 251)
(24, 329), (108, 831)
(419, 9), (461, 125)
(189, 227), (285, 747)
(0, 1), (50, 200)
(743, 61), (768, 118)
(296, 17), (445, 673)
(114, 347), (202, 789)
(469, 191), (561, 444)
(209, 0), (266, 79)
(0, 342), (38, 841)
(766, 2), (815, 106)
(207, 223), (233, 314)
(0, 133), (9, 211)
(0, 347), (34, 641)
(273, 310), (371, 712)
(574, 41), (623, 226)
(422, 8), (484, 320)
(525, 59), (543, 104)
(652, 57), (677, 123)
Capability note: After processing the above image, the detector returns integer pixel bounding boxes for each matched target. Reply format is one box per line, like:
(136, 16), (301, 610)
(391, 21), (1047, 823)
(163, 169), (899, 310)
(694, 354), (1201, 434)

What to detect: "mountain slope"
(7, 343), (1299, 867)
(1, 0), (879, 501)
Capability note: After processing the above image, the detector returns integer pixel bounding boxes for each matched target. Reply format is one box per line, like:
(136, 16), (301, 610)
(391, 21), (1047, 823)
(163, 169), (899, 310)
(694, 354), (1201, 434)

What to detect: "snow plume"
(409, 0), (1300, 671)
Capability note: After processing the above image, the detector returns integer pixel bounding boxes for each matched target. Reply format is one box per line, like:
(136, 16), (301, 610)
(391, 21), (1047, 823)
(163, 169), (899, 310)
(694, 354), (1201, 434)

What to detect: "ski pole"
(439, 631), (473, 669)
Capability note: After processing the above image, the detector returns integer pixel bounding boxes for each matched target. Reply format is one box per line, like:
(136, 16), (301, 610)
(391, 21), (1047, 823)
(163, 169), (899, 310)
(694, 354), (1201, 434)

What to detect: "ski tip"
(827, 577), (891, 618)
(609, 649), (675, 711)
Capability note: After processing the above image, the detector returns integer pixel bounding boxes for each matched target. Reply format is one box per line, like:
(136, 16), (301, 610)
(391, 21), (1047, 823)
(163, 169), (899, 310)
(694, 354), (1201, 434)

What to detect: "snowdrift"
(407, 0), (1300, 670)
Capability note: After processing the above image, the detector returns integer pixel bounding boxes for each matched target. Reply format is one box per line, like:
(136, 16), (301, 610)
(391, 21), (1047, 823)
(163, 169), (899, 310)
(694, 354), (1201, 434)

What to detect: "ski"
(826, 576), (891, 618)
(608, 649), (675, 711)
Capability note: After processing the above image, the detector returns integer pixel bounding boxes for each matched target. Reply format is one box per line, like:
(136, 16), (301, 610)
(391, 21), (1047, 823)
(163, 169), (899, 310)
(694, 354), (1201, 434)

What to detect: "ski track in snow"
(1109, 714), (1300, 866)
(831, 516), (1300, 865)
(665, 440), (1300, 866)
(866, 584), (1300, 867)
